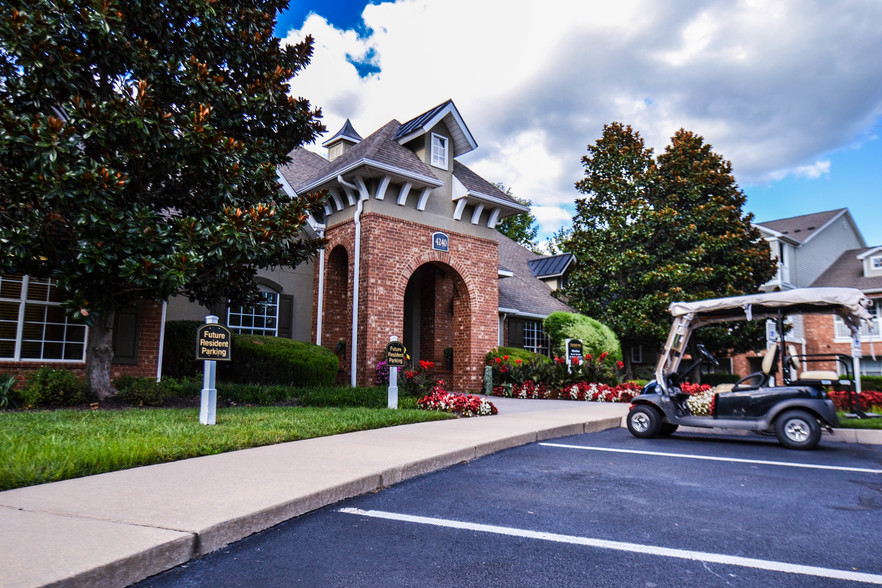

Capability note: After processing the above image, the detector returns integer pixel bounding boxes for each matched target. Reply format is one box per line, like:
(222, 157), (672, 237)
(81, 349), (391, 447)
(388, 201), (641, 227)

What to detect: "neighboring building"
(804, 247), (882, 376)
(731, 208), (873, 377)
(496, 232), (576, 356)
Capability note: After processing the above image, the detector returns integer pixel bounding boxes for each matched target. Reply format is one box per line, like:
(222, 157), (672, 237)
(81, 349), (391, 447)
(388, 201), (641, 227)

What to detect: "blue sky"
(276, 1), (882, 248)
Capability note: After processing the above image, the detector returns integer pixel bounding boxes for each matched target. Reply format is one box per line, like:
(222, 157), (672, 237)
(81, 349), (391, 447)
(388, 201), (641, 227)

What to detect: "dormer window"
(431, 133), (448, 169)
(873, 256), (882, 270)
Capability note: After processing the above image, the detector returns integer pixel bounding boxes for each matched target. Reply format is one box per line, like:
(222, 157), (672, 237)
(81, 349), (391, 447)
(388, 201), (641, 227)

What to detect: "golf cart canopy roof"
(656, 288), (872, 389)
(668, 287), (872, 332)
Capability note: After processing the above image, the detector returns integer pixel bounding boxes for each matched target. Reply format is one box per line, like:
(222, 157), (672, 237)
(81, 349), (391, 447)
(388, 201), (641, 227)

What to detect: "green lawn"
(0, 405), (453, 491)
(836, 411), (882, 429)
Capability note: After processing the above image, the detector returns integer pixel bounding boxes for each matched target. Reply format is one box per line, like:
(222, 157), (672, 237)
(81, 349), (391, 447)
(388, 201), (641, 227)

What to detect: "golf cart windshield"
(656, 287), (873, 392)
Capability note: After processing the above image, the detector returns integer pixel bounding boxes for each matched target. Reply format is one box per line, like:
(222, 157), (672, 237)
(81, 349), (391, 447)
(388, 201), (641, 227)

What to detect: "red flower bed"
(827, 389), (882, 412)
(490, 381), (643, 403)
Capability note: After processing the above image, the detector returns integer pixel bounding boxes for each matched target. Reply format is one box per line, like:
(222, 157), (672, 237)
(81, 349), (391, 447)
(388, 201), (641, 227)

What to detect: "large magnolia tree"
(565, 123), (776, 377)
(0, 0), (326, 398)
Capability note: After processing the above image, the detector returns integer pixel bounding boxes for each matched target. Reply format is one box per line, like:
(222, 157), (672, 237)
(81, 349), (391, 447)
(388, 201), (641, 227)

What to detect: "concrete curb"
(0, 411), (623, 588)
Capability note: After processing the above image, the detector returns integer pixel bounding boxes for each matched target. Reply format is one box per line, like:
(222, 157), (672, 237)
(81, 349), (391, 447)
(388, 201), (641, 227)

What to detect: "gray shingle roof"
(811, 247), (882, 292)
(279, 148), (330, 189)
(757, 208), (847, 244)
(452, 160), (523, 207)
(527, 254), (575, 278)
(496, 232), (574, 316)
(288, 120), (441, 192)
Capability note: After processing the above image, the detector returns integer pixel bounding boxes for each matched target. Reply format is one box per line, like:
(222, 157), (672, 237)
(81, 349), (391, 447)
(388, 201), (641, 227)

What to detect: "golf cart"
(627, 287), (874, 449)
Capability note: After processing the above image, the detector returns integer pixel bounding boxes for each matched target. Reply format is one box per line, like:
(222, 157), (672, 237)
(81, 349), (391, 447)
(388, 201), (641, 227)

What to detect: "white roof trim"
(857, 246), (882, 260)
(299, 157), (442, 193)
(396, 102), (478, 156)
(800, 208), (849, 246)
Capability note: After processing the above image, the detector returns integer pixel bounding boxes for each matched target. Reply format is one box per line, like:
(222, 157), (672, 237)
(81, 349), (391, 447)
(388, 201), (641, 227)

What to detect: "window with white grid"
(0, 274), (88, 361)
(431, 133), (448, 169)
(227, 290), (279, 336)
(523, 320), (550, 356)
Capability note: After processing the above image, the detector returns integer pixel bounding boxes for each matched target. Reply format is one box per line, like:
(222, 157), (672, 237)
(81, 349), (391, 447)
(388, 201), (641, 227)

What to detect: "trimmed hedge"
(485, 347), (551, 365)
(861, 375), (882, 391)
(162, 321), (338, 387)
(220, 334), (339, 387)
(543, 312), (622, 361)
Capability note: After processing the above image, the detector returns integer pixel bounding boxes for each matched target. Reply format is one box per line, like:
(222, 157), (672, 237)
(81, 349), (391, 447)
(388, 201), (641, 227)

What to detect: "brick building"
(167, 100), (574, 391)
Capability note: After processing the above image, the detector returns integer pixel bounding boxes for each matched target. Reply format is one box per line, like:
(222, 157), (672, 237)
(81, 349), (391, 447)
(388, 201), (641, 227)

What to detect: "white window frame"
(523, 320), (550, 356)
(872, 256), (882, 270)
(227, 289), (280, 336)
(0, 274), (88, 362)
(631, 344), (643, 364)
(430, 133), (448, 169)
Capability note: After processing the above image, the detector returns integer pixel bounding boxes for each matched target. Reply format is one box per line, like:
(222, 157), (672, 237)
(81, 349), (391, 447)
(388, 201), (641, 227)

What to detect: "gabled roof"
(497, 233), (574, 318)
(527, 254), (576, 279)
(756, 208), (848, 245)
(394, 100), (478, 158)
(322, 118), (363, 147)
(452, 160), (526, 210)
(288, 120), (442, 194)
(811, 247), (882, 294)
(279, 148), (330, 189)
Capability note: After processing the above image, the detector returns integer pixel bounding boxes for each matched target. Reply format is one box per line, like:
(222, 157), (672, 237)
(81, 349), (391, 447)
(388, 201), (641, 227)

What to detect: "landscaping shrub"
(216, 383), (297, 405)
(296, 385), (387, 408)
(861, 375), (882, 391)
(21, 367), (84, 407)
(485, 347), (550, 366)
(220, 335), (338, 387)
(162, 320), (203, 378)
(115, 376), (169, 407)
(418, 385), (497, 417)
(0, 373), (19, 409)
(542, 312), (622, 361)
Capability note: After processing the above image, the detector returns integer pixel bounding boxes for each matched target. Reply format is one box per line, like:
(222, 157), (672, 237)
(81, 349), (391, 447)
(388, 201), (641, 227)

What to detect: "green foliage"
(0, 405), (451, 490)
(0, 374), (19, 408)
(221, 335), (339, 387)
(485, 347), (551, 366)
(861, 375), (882, 391)
(493, 184), (540, 252)
(114, 376), (168, 407)
(296, 386), (388, 409)
(564, 123), (776, 374)
(162, 321), (204, 379)
(542, 312), (622, 361)
(216, 383), (296, 405)
(21, 367), (84, 407)
(0, 1), (326, 396)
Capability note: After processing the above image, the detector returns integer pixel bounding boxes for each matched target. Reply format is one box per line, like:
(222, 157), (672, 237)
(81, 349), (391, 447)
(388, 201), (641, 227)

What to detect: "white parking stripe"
(539, 443), (882, 474)
(339, 508), (882, 584)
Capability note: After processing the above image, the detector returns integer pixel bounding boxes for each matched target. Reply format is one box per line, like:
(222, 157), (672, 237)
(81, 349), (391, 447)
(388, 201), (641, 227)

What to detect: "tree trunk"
(85, 311), (116, 400)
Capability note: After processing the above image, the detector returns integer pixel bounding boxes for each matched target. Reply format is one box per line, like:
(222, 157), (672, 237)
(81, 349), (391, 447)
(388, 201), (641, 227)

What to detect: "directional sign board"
(196, 324), (232, 362)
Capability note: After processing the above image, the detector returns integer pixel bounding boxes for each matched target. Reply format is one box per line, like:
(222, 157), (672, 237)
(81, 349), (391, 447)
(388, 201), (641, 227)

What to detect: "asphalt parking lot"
(139, 428), (882, 587)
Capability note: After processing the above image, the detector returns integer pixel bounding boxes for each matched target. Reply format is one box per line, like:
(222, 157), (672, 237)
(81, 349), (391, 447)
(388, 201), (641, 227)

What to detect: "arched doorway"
(323, 245), (351, 383)
(403, 262), (469, 385)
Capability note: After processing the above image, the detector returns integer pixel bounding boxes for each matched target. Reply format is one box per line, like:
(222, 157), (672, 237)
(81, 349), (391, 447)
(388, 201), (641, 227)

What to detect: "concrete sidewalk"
(0, 399), (628, 588)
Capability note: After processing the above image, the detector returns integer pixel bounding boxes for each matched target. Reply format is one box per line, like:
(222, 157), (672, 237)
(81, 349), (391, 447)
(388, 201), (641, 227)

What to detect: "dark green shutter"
(508, 318), (525, 348)
(112, 305), (141, 365)
(278, 294), (293, 338)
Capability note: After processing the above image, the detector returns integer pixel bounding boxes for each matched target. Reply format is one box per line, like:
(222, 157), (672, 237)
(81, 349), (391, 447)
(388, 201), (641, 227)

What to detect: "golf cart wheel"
(659, 423), (679, 436)
(774, 409), (821, 450)
(627, 405), (662, 438)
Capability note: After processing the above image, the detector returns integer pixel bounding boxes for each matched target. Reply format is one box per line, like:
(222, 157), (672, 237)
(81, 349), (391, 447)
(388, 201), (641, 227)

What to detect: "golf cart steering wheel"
(696, 343), (719, 367)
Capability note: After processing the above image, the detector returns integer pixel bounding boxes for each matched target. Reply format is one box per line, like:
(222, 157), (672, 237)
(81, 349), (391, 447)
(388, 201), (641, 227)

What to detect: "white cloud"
(282, 0), (882, 239)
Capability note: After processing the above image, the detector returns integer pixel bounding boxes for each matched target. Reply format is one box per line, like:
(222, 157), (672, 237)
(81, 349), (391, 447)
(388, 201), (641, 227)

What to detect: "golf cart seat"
(732, 346), (778, 390)
(786, 344), (840, 384)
